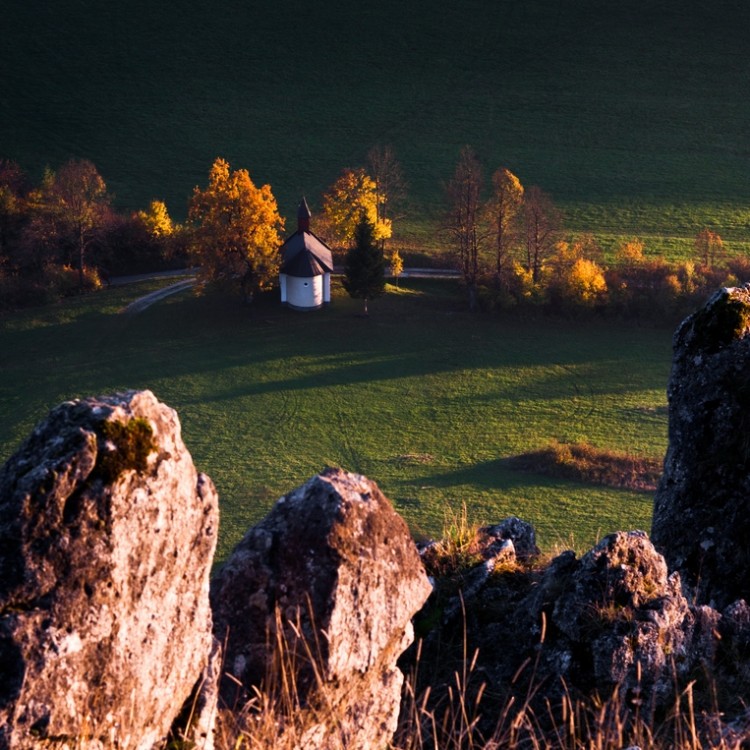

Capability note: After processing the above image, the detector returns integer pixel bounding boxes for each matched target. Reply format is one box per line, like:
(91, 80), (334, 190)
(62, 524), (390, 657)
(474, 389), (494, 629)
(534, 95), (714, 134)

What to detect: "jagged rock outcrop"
(529, 531), (699, 705)
(652, 284), (750, 608)
(211, 467), (432, 750)
(413, 525), (720, 734)
(0, 390), (219, 750)
(475, 515), (540, 561)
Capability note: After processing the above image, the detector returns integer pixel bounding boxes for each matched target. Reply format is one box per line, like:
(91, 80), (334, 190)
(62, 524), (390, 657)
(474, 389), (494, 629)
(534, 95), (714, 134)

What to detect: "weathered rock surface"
(412, 524), (722, 735)
(474, 515), (540, 561)
(0, 390), (219, 750)
(211, 467), (432, 750)
(531, 531), (697, 704)
(653, 284), (750, 608)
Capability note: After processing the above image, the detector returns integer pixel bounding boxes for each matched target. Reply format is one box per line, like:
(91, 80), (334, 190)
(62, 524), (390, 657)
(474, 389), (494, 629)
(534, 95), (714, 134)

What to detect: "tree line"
(0, 158), (184, 309)
(443, 145), (748, 319)
(1, 149), (745, 318)
(0, 150), (401, 310)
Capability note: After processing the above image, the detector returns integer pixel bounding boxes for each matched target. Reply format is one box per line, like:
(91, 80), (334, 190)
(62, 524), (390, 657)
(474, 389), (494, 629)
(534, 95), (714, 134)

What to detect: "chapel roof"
(279, 198), (334, 278)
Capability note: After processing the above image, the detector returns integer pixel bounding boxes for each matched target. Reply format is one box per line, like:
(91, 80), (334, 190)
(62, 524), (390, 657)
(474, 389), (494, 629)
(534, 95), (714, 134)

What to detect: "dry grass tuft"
(421, 504), (484, 579)
(509, 440), (663, 492)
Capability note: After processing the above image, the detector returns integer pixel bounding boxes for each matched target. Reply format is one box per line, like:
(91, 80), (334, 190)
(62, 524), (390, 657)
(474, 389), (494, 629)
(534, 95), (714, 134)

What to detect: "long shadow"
(0, 284), (673, 453)
(410, 455), (661, 496)
(408, 457), (570, 493)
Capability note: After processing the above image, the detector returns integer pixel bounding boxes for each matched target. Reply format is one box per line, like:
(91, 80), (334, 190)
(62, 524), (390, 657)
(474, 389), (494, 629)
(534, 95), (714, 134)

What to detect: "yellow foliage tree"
(694, 228), (724, 267)
(547, 239), (607, 307)
(136, 200), (173, 238)
(322, 167), (391, 247)
(487, 167), (524, 281)
(389, 248), (404, 285)
(615, 238), (646, 265)
(188, 158), (284, 302)
(562, 257), (608, 305)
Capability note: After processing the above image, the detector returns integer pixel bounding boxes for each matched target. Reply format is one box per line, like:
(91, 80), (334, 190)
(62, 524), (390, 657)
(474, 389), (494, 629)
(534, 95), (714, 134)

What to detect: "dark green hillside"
(3, 0), (750, 248)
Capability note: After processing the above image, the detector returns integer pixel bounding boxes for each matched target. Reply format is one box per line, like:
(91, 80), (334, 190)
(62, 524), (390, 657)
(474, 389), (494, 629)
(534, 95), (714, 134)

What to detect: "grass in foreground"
(214, 604), (734, 750)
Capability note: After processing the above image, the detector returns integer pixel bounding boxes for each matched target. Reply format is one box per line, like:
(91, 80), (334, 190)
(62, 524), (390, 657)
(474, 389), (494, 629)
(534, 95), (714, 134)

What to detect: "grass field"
(3, 0), (750, 261)
(0, 280), (671, 562)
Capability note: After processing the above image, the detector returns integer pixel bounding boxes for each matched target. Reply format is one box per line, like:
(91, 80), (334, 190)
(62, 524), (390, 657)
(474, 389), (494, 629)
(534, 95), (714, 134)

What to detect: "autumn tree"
(136, 200), (174, 239)
(445, 146), (484, 310)
(24, 159), (113, 288)
(322, 167), (391, 247)
(188, 158), (284, 302)
(343, 213), (386, 314)
(548, 240), (607, 308)
(367, 144), (407, 246)
(486, 167), (523, 284)
(522, 185), (562, 284)
(694, 227), (724, 267)
(614, 238), (646, 266)
(389, 247), (404, 286)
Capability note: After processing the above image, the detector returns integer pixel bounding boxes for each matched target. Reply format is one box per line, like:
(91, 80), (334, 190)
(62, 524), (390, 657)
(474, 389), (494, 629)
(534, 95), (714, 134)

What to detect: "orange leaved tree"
(188, 158), (284, 302)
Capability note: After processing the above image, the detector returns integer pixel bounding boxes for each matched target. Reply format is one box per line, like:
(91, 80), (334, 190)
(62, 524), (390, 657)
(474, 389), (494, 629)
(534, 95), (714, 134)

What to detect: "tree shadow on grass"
(406, 458), (560, 493)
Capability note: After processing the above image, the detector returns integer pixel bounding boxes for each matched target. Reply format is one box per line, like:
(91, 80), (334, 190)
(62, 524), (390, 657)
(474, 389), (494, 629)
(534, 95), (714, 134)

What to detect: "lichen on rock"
(0, 390), (219, 750)
(93, 416), (156, 484)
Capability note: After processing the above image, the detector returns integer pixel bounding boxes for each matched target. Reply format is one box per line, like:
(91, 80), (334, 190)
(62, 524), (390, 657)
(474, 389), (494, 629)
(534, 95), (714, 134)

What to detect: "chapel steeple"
(297, 197), (311, 233)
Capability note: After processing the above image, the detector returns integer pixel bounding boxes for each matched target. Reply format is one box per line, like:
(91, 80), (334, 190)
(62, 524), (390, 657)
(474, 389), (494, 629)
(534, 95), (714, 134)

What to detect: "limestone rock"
(0, 390), (219, 750)
(210, 467), (432, 750)
(542, 531), (695, 704)
(411, 525), (710, 734)
(652, 285), (750, 608)
(474, 516), (540, 561)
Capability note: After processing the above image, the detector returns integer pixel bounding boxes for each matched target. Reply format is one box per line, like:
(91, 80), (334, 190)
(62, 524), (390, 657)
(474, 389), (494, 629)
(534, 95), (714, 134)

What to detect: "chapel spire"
(297, 197), (311, 233)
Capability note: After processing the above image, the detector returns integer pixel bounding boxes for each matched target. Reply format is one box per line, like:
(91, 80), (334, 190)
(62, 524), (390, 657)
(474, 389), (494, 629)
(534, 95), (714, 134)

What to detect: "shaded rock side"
(534, 531), (697, 705)
(652, 285), (750, 608)
(0, 390), (219, 750)
(413, 526), (717, 734)
(211, 467), (432, 750)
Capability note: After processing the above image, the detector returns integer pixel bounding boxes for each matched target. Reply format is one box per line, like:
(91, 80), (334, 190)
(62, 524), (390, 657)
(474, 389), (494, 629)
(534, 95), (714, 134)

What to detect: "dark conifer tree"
(343, 213), (386, 315)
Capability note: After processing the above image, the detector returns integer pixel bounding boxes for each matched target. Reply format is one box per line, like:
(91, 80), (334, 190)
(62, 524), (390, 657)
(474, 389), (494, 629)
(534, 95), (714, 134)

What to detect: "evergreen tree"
(343, 214), (386, 315)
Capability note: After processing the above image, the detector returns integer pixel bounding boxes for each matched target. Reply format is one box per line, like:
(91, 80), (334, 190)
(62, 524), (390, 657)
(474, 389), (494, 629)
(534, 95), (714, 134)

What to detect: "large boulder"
(652, 285), (750, 608)
(0, 390), (219, 750)
(210, 467), (432, 750)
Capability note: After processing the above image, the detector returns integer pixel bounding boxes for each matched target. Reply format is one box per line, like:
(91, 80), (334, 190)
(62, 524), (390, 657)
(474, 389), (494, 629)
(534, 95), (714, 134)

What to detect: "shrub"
(509, 440), (662, 492)
(44, 263), (102, 297)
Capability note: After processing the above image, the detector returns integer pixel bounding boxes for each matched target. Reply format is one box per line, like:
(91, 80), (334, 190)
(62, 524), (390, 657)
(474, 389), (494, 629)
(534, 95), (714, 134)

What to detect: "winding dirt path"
(120, 278), (196, 314)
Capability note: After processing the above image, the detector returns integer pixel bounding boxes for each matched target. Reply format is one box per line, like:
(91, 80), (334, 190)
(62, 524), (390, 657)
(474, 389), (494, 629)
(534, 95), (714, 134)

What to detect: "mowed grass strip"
(0, 279), (672, 560)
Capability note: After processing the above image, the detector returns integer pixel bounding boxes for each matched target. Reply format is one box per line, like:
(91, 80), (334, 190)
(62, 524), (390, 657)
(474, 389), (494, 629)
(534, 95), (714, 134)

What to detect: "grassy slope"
(0, 281), (669, 561)
(3, 0), (750, 258)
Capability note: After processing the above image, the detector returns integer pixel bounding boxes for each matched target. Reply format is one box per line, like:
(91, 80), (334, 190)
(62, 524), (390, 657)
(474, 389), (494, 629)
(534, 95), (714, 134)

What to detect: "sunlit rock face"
(211, 467), (432, 750)
(0, 390), (219, 750)
(652, 284), (750, 609)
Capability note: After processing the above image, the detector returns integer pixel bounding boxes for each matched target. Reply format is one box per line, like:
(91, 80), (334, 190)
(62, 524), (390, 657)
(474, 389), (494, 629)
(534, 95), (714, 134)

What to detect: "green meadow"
(3, 0), (750, 259)
(0, 280), (670, 562)
(1, 0), (743, 559)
